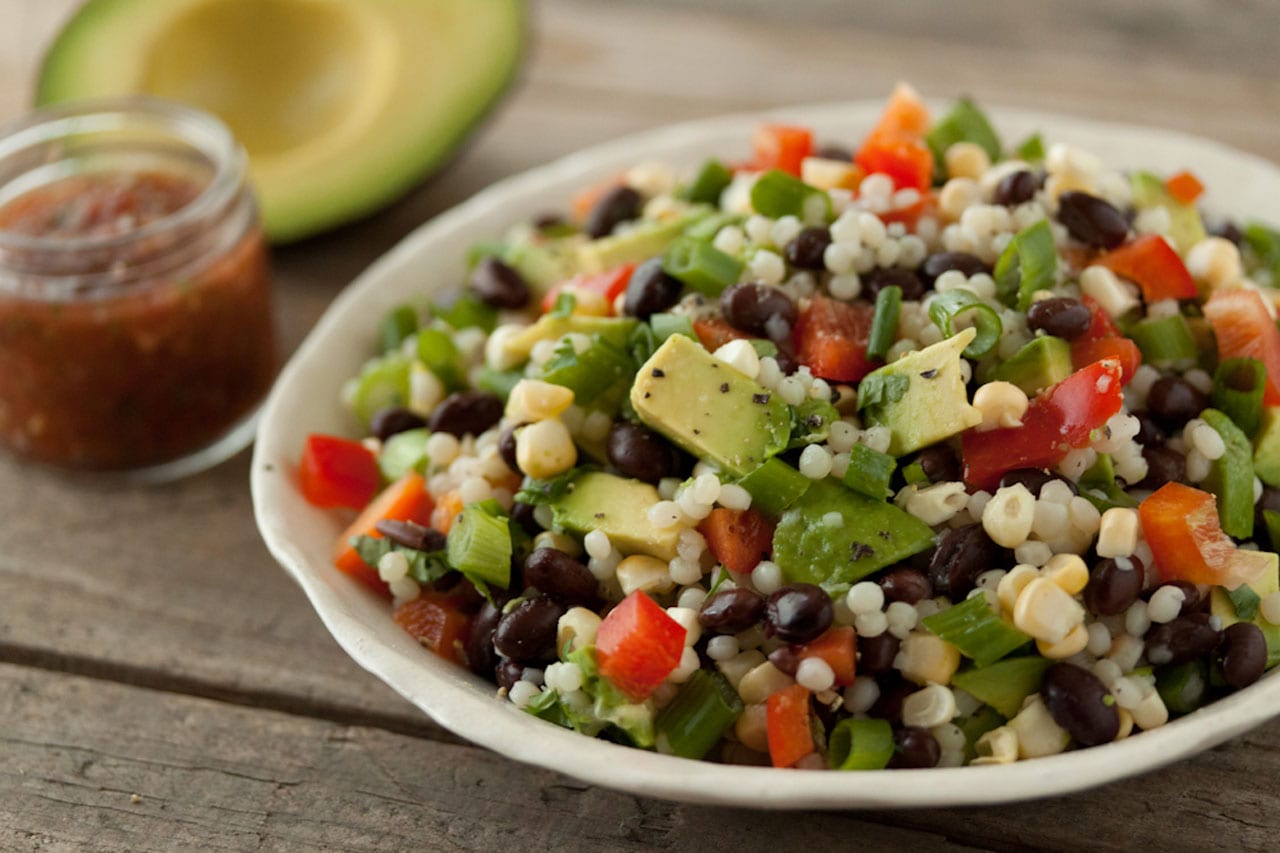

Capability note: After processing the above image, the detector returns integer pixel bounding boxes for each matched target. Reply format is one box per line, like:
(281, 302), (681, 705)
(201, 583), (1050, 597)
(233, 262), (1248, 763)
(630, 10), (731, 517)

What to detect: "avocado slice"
(549, 471), (678, 561)
(1209, 554), (1280, 667)
(991, 335), (1073, 397)
(856, 328), (982, 457)
(630, 334), (790, 478)
(37, 0), (525, 242)
(1253, 406), (1280, 488)
(1129, 171), (1206, 254)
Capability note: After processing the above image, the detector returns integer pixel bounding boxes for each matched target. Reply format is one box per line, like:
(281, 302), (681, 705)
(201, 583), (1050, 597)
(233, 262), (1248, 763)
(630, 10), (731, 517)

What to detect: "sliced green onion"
(378, 427), (431, 482)
(680, 158), (734, 206)
(350, 354), (411, 425)
(901, 460), (929, 487)
(1227, 584), (1262, 621)
(416, 325), (465, 391)
(925, 97), (1002, 170)
(379, 304), (419, 354)
(433, 292), (498, 333)
(472, 366), (524, 400)
(1078, 453), (1139, 510)
(662, 236), (743, 297)
(957, 704), (1006, 762)
(1129, 314), (1198, 369)
(748, 338), (780, 360)
(654, 670), (743, 760)
(749, 169), (832, 221)
(921, 594), (1030, 667)
(828, 717), (895, 770)
(1199, 408), (1256, 539)
(1015, 132), (1045, 163)
(735, 458), (811, 516)
(684, 211), (745, 243)
(1212, 358), (1266, 439)
(842, 443), (896, 500)
(649, 312), (696, 344)
(446, 502), (513, 589)
(951, 657), (1053, 719)
(927, 289), (1002, 358)
(1156, 659), (1208, 715)
(994, 220), (1057, 311)
(866, 285), (902, 360)
(541, 335), (635, 407)
(1243, 222), (1280, 284)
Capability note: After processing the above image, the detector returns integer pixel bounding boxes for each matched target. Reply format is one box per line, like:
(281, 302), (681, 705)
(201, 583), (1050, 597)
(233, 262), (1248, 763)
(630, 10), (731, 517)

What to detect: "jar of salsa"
(0, 98), (278, 478)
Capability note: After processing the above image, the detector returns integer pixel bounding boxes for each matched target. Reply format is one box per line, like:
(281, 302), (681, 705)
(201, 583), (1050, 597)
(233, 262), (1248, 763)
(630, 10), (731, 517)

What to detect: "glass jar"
(0, 97), (278, 479)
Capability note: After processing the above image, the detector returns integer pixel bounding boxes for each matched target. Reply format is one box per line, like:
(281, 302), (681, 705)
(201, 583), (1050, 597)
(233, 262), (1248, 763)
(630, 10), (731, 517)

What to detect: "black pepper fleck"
(753, 393), (771, 404)
(878, 530), (891, 540)
(850, 542), (875, 561)
(652, 368), (665, 378)
(720, 382), (730, 393)
(693, 428), (702, 435)
(594, 512), (605, 519)
(920, 369), (938, 379)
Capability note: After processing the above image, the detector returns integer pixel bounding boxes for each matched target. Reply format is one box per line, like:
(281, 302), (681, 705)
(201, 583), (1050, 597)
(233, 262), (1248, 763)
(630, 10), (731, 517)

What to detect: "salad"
(298, 85), (1280, 770)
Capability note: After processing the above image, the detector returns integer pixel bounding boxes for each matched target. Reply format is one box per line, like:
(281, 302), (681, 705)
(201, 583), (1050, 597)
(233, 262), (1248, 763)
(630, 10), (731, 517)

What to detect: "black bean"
(863, 267), (925, 301)
(1220, 622), (1268, 689)
(764, 583), (833, 644)
(1057, 191), (1129, 249)
(495, 658), (526, 691)
(1133, 412), (1166, 447)
(998, 468), (1078, 498)
(1026, 297), (1092, 340)
(533, 212), (567, 231)
(623, 257), (683, 319)
(785, 227), (832, 270)
(699, 588), (766, 634)
(915, 445), (961, 484)
(767, 644), (802, 677)
(1211, 219), (1244, 246)
(1137, 446), (1185, 491)
(919, 252), (990, 286)
(1146, 616), (1222, 666)
(1084, 556), (1145, 616)
(523, 548), (598, 607)
(427, 391), (504, 437)
(815, 143), (853, 161)
(498, 425), (523, 473)
(870, 676), (915, 726)
(1146, 377), (1209, 430)
(993, 170), (1040, 207)
(720, 283), (797, 338)
(877, 567), (933, 606)
(1041, 663), (1120, 746)
(928, 524), (1003, 598)
(857, 632), (900, 675)
(493, 596), (566, 663)
(374, 519), (446, 553)
(470, 256), (530, 309)
(889, 727), (941, 769)
(606, 420), (680, 483)
(584, 185), (642, 238)
(465, 597), (506, 676)
(369, 406), (427, 442)
(509, 501), (541, 536)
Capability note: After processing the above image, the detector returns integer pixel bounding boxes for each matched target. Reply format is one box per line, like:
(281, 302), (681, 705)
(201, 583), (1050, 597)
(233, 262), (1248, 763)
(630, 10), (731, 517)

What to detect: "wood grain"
(2, 0), (1280, 848)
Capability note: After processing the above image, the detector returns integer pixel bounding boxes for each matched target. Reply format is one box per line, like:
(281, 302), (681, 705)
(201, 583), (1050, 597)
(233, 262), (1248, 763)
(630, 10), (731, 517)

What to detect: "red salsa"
(0, 170), (277, 471)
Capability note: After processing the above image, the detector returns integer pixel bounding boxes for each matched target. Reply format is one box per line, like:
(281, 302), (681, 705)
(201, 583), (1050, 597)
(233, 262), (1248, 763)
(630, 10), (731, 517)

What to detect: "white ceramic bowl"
(252, 100), (1280, 809)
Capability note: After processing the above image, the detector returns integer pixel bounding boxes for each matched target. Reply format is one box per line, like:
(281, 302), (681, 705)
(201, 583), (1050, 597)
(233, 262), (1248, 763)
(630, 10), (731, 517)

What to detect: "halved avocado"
(37, 0), (525, 242)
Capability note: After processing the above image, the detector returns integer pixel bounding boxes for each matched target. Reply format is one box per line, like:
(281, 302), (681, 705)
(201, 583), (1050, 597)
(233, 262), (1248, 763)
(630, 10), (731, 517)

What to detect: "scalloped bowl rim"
(252, 99), (1280, 809)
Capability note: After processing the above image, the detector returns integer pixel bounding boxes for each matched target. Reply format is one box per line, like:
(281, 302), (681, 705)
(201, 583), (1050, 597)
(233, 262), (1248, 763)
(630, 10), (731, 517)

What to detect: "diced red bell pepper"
(1165, 170), (1205, 205)
(752, 124), (814, 177)
(1203, 288), (1280, 405)
(698, 507), (775, 575)
(766, 683), (815, 768)
(962, 358), (1125, 491)
(540, 263), (637, 315)
(692, 316), (751, 353)
(1071, 296), (1142, 385)
(595, 590), (686, 701)
(332, 473), (436, 594)
(794, 626), (857, 687)
(854, 84), (933, 191)
(299, 433), (380, 510)
(793, 295), (877, 382)
(1138, 482), (1271, 589)
(1094, 235), (1197, 303)
(394, 592), (474, 666)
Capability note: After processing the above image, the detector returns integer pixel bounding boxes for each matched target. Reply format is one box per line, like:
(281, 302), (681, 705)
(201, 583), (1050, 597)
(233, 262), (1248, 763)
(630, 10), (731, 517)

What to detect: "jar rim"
(0, 95), (246, 254)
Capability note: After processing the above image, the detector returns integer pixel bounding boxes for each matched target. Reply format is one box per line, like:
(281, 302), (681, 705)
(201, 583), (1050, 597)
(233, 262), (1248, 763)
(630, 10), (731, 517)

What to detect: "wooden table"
(4, 1), (1280, 849)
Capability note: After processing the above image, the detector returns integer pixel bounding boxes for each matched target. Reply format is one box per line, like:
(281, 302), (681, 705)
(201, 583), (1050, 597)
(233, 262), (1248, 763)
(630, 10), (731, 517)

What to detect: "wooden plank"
(0, 664), (979, 852)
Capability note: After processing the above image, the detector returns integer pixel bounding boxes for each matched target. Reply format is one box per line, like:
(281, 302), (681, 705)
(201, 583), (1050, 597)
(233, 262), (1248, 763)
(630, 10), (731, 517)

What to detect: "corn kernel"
(971, 725), (1019, 765)
(896, 631), (962, 686)
(515, 418), (578, 479)
(1009, 695), (1071, 758)
(505, 379), (575, 422)
(717, 650), (766, 692)
(615, 554), (674, 597)
(734, 703), (770, 753)
(982, 483), (1036, 548)
(737, 661), (796, 705)
(945, 141), (991, 181)
(557, 607), (601, 653)
(1036, 622), (1090, 659)
(1013, 578), (1085, 643)
(1186, 236), (1243, 290)
(1096, 507), (1139, 558)
(1131, 690), (1169, 731)
(1079, 265), (1140, 318)
(563, 286), (610, 316)
(972, 381), (1029, 431)
(902, 684), (957, 728)
(1115, 708), (1135, 740)
(800, 156), (863, 191)
(938, 177), (980, 222)
(997, 564), (1040, 614)
(1043, 553), (1089, 595)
